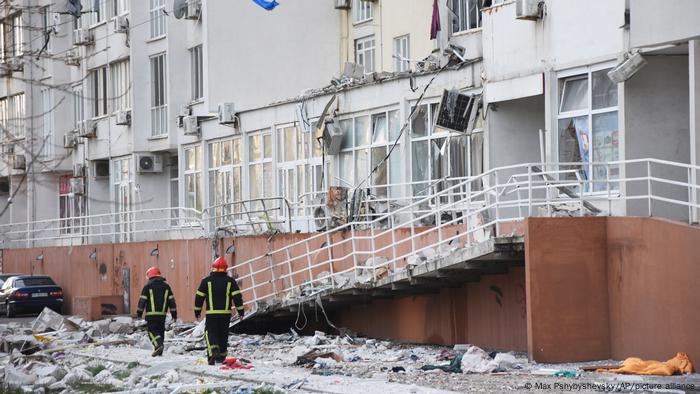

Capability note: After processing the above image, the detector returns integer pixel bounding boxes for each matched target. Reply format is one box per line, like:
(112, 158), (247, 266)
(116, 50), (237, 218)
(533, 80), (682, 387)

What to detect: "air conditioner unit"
(322, 122), (344, 155)
(185, 0), (201, 20)
(93, 160), (110, 179)
(113, 15), (129, 33)
(6, 57), (23, 72)
(180, 105), (192, 117)
(183, 116), (200, 135)
(70, 177), (85, 195)
(73, 28), (94, 46)
(63, 133), (78, 149)
(608, 52), (647, 83)
(11, 154), (26, 171)
(218, 103), (236, 125)
(515, 0), (543, 20)
(74, 163), (85, 177)
(115, 110), (131, 126)
(77, 120), (97, 138)
(64, 51), (80, 66)
(335, 0), (350, 9)
(136, 154), (163, 173)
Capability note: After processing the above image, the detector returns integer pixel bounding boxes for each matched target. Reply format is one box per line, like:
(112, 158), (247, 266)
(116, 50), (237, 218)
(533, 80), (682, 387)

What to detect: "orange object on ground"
(596, 352), (694, 376)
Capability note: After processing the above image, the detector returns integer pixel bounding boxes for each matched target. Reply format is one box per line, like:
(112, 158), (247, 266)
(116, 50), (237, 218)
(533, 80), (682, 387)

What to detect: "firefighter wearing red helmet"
(136, 266), (177, 357)
(194, 256), (245, 365)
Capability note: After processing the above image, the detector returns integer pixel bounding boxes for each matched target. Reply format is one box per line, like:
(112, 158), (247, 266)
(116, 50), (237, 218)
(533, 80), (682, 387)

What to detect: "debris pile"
(3, 307), (697, 393)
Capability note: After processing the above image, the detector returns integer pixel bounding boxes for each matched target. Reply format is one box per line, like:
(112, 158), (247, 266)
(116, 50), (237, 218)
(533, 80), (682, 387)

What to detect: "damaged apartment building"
(1, 0), (700, 364)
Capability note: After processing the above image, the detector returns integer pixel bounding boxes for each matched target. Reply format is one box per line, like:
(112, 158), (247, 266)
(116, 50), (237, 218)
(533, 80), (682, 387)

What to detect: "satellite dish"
(173, 0), (187, 19)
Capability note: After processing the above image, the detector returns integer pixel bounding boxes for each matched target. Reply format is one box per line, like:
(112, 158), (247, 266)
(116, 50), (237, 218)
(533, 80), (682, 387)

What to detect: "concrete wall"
(624, 56), (690, 220)
(630, 0), (700, 48)
(335, 267), (527, 351)
(204, 0), (340, 112)
(525, 216), (700, 362)
(482, 0), (625, 83)
(487, 95), (544, 169)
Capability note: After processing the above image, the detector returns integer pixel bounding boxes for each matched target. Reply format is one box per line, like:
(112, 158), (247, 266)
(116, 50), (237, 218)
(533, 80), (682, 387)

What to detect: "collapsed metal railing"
(231, 158), (700, 310)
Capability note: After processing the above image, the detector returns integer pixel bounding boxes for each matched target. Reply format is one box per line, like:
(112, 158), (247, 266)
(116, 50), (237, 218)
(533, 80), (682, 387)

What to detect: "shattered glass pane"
(222, 140), (232, 165)
(558, 116), (589, 188)
(249, 134), (261, 161)
(592, 112), (619, 191)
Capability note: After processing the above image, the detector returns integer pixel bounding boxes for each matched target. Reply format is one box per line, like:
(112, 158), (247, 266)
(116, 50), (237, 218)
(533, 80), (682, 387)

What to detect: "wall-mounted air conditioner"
(516, 0), (543, 20)
(177, 105), (192, 128)
(115, 110), (131, 126)
(77, 120), (97, 138)
(73, 28), (94, 46)
(64, 50), (80, 66)
(136, 154), (163, 173)
(183, 116), (200, 135)
(113, 15), (129, 33)
(11, 154), (26, 171)
(6, 57), (23, 72)
(322, 122), (344, 155)
(217, 103), (236, 125)
(186, 0), (201, 20)
(63, 133), (78, 149)
(335, 0), (350, 9)
(73, 163), (85, 177)
(70, 177), (85, 195)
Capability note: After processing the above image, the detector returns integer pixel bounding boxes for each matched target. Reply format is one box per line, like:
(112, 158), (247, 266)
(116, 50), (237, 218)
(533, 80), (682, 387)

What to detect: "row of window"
(74, 45), (203, 135)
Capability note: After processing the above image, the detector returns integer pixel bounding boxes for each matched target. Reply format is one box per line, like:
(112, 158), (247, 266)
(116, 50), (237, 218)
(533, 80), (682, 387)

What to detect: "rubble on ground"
(1, 308), (699, 393)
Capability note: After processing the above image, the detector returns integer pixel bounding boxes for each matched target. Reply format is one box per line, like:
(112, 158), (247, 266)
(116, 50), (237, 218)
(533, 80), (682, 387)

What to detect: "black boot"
(151, 345), (164, 357)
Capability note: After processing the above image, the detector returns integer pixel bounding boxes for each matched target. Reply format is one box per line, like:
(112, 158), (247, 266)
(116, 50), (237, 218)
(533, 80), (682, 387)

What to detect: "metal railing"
(230, 158), (700, 311)
(0, 207), (205, 248)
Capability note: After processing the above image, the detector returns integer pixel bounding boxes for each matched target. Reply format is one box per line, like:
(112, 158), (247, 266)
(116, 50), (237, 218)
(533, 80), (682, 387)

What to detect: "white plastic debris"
(4, 366), (37, 386)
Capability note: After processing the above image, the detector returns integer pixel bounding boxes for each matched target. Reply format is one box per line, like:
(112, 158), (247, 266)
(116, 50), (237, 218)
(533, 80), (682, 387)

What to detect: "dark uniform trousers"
(137, 277), (177, 353)
(194, 271), (245, 363)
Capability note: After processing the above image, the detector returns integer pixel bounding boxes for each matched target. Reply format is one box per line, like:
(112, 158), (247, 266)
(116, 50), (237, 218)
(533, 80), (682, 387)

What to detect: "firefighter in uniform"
(136, 266), (177, 357)
(194, 256), (245, 365)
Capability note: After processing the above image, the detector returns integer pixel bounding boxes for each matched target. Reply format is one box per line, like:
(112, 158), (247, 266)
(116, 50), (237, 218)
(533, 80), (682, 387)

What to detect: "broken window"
(451, 0), (482, 33)
(354, 0), (373, 23)
(557, 67), (619, 192)
(393, 35), (410, 72)
(336, 109), (401, 200)
(411, 103), (471, 197)
(278, 125), (325, 218)
(355, 36), (375, 73)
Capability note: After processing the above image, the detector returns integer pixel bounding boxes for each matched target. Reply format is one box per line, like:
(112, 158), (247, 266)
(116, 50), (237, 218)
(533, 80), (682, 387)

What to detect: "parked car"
(0, 275), (64, 317)
(0, 273), (24, 287)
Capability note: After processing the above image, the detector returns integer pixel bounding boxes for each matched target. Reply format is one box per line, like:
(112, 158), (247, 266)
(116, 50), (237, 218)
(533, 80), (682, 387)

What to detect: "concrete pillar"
(690, 40), (700, 223)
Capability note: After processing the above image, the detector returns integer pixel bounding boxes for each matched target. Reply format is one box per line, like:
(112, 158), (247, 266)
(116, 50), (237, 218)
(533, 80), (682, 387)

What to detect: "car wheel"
(6, 302), (15, 318)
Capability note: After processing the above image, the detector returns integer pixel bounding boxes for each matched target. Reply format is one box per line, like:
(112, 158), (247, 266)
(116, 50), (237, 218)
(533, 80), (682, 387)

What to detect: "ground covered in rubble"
(1, 311), (699, 393)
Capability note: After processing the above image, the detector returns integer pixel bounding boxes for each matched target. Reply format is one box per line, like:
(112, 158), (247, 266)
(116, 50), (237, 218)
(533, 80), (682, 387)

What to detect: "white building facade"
(1, 0), (700, 246)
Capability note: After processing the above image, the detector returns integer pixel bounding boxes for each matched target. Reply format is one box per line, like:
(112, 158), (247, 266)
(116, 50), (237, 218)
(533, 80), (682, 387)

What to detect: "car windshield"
(15, 277), (56, 287)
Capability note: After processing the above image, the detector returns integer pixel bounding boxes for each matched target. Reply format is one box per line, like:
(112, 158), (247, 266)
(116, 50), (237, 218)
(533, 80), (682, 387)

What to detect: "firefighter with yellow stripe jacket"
(194, 256), (245, 365)
(136, 266), (177, 357)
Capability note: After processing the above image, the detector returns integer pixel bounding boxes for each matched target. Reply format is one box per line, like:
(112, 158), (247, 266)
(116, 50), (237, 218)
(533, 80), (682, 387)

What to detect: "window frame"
(190, 45), (204, 101)
(207, 137), (244, 225)
(355, 35), (375, 74)
(149, 0), (167, 38)
(393, 34), (410, 72)
(59, 175), (86, 235)
(89, 66), (108, 118)
(110, 59), (131, 113)
(184, 145), (203, 212)
(556, 63), (620, 193)
(353, 0), (373, 24)
(451, 0), (483, 34)
(150, 53), (168, 137)
(112, 156), (134, 242)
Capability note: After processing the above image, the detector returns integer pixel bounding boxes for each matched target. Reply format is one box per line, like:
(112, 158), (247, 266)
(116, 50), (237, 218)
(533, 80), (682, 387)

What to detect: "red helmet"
(212, 256), (227, 272)
(146, 266), (162, 279)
